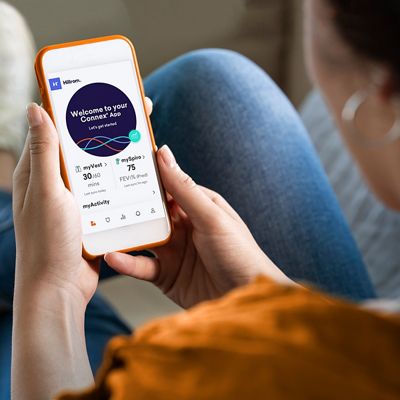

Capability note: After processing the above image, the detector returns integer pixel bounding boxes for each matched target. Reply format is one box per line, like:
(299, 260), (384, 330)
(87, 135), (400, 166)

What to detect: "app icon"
(129, 129), (141, 143)
(75, 165), (82, 173)
(49, 77), (62, 91)
(90, 220), (96, 227)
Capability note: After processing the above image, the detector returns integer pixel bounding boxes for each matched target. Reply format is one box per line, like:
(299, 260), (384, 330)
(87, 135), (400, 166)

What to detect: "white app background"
(47, 61), (165, 234)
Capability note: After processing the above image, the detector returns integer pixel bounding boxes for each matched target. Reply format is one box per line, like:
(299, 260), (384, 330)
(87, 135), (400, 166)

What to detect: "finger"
(26, 103), (61, 192)
(145, 97), (153, 116)
(157, 145), (222, 228)
(169, 199), (189, 222)
(198, 186), (243, 223)
(12, 132), (31, 210)
(165, 191), (173, 202)
(166, 193), (190, 221)
(104, 252), (160, 282)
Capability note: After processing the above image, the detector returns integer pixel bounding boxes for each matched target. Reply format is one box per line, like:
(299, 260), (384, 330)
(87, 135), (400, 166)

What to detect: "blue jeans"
(0, 49), (375, 399)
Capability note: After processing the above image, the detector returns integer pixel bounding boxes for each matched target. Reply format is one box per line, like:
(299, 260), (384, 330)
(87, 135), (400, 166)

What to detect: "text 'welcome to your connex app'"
(47, 61), (165, 235)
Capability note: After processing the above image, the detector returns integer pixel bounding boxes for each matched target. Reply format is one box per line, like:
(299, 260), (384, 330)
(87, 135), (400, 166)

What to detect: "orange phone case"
(34, 35), (172, 260)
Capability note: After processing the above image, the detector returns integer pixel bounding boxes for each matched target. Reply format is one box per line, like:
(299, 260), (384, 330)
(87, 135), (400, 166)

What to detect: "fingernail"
(160, 145), (176, 168)
(26, 103), (43, 128)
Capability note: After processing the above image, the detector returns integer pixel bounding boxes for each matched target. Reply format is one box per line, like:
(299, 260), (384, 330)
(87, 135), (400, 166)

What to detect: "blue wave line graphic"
(80, 135), (131, 151)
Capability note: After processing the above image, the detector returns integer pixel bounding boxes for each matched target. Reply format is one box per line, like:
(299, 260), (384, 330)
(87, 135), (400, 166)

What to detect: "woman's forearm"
(12, 278), (93, 400)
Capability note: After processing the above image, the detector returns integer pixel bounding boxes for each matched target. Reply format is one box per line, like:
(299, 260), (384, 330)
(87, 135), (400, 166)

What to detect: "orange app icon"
(90, 221), (96, 227)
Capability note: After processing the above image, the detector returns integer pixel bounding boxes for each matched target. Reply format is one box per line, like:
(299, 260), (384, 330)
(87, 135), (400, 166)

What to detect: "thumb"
(157, 145), (221, 228)
(26, 103), (61, 191)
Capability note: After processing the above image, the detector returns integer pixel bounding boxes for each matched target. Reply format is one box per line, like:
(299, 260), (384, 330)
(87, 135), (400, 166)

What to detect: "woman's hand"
(105, 145), (292, 309)
(12, 100), (162, 400)
(13, 103), (99, 305)
(12, 103), (101, 400)
(12, 99), (154, 305)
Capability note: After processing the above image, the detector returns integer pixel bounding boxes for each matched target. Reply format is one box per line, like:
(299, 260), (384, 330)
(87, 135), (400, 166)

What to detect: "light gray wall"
(7, 0), (303, 91)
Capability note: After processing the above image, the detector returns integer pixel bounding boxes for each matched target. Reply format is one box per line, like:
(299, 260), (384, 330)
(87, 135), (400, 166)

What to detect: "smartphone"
(35, 35), (172, 258)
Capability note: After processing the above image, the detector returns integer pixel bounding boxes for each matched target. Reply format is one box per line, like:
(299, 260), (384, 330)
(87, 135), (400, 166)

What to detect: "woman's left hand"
(12, 100), (153, 400)
(12, 103), (99, 305)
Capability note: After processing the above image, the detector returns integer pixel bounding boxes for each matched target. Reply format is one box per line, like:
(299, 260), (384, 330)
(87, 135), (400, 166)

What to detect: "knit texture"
(56, 276), (400, 400)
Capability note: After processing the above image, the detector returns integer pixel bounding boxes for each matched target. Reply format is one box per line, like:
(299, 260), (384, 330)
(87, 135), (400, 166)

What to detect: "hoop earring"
(341, 90), (400, 147)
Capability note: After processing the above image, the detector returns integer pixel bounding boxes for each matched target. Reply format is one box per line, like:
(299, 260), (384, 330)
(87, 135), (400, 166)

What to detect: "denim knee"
(150, 48), (279, 103)
(146, 48), (296, 147)
(173, 48), (268, 82)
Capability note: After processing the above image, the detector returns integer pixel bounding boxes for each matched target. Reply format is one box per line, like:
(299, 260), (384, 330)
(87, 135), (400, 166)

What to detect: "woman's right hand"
(105, 145), (292, 308)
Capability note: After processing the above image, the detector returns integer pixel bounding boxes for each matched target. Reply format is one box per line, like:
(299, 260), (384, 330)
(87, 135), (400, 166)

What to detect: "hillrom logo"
(49, 77), (62, 91)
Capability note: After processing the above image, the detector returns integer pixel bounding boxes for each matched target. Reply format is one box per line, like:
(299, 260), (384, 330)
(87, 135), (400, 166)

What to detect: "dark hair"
(328, 1), (400, 84)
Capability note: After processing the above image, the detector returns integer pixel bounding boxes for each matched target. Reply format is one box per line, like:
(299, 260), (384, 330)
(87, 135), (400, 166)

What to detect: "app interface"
(47, 60), (165, 235)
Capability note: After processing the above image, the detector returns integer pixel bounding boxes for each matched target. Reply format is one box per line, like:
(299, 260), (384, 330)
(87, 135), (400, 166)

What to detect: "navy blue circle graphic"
(66, 82), (136, 157)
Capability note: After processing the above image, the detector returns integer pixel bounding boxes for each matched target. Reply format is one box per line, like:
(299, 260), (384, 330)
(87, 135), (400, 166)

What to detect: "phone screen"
(46, 60), (166, 235)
